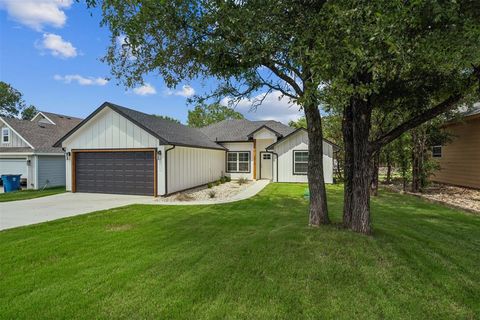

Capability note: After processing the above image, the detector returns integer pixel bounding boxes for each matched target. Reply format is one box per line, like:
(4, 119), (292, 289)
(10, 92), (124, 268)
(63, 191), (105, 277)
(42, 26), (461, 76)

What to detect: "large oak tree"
(86, 0), (332, 226)
(316, 0), (480, 233)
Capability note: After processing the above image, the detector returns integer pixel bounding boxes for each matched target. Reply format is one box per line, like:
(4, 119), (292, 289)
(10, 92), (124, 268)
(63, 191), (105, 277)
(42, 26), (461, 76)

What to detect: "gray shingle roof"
(110, 103), (225, 150)
(1, 113), (82, 153)
(0, 147), (33, 153)
(55, 102), (226, 150)
(199, 119), (296, 142)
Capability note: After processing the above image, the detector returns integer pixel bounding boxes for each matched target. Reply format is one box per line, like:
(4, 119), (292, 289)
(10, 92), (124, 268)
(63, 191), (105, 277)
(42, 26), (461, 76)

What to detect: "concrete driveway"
(0, 192), (152, 231)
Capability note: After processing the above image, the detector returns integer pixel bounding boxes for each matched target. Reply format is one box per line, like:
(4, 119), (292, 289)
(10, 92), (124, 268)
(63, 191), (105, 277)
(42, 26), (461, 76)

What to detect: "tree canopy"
(21, 105), (38, 120)
(152, 114), (181, 124)
(85, 0), (480, 234)
(188, 103), (244, 127)
(0, 81), (25, 118)
(87, 0), (333, 226)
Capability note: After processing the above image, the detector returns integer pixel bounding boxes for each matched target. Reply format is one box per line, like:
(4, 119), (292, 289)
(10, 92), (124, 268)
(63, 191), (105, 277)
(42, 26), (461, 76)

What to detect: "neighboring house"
(55, 102), (335, 196)
(0, 111), (82, 189)
(431, 105), (480, 189)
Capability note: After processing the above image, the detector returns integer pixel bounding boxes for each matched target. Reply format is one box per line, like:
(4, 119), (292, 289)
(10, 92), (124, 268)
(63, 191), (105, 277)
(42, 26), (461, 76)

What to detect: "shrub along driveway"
(0, 184), (479, 319)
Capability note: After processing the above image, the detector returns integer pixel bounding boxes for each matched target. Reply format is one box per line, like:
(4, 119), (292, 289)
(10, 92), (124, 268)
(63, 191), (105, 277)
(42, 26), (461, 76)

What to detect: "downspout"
(164, 145), (176, 195)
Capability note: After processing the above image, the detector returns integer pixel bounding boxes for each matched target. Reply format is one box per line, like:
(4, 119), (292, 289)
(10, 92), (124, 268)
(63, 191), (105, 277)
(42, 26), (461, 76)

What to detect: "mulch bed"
(383, 182), (480, 214)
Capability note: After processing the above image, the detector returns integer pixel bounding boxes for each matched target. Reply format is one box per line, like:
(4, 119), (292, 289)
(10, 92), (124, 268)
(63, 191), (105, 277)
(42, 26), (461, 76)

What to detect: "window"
(293, 150), (308, 175)
(227, 151), (250, 173)
(262, 153), (271, 160)
(2, 127), (10, 144)
(432, 146), (442, 158)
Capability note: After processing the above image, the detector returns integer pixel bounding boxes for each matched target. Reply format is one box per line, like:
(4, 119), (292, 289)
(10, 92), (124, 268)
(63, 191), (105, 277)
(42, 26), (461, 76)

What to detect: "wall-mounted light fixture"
(157, 150), (162, 157)
(65, 152), (71, 160)
(26, 159), (31, 166)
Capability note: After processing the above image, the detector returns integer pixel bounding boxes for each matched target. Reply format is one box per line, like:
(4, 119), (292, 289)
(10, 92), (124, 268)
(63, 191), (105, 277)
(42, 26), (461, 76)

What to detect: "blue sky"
(0, 0), (303, 123)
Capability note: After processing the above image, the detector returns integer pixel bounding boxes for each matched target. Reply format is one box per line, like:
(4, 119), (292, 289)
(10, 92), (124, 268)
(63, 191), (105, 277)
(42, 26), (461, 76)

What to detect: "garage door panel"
(75, 151), (155, 196)
(0, 158), (27, 178)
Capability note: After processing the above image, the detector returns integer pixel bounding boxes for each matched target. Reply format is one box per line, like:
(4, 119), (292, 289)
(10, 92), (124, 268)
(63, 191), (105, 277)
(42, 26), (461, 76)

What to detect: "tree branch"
(263, 62), (304, 96)
(370, 93), (463, 152)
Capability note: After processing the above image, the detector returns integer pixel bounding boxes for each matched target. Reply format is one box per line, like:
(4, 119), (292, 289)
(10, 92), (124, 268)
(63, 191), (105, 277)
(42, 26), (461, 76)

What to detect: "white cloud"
(0, 0), (73, 31)
(37, 33), (77, 58)
(167, 85), (195, 98)
(54, 74), (108, 86)
(222, 90), (303, 124)
(133, 83), (157, 96)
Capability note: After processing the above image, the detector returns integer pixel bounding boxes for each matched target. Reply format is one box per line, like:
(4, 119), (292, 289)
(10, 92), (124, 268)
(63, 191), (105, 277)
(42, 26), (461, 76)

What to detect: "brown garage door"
(74, 150), (155, 196)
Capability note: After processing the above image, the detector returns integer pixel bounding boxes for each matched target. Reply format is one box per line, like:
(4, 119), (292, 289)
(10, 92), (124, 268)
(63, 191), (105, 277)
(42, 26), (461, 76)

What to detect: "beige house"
(431, 106), (480, 189)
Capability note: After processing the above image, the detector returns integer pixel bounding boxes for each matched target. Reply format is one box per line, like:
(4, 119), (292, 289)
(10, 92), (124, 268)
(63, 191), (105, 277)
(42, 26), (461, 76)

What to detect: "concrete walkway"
(0, 180), (269, 231)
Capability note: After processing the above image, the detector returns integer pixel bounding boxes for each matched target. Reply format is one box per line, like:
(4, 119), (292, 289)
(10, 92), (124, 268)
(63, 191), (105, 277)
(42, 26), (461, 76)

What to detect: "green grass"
(0, 184), (478, 319)
(0, 186), (65, 202)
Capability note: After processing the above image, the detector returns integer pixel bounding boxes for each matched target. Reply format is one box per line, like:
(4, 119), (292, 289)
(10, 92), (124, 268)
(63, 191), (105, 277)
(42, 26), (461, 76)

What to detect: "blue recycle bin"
(1, 174), (22, 193)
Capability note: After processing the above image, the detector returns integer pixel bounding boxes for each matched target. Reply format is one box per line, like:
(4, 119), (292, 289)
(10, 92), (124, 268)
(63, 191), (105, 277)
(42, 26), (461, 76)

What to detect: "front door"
(260, 153), (273, 180)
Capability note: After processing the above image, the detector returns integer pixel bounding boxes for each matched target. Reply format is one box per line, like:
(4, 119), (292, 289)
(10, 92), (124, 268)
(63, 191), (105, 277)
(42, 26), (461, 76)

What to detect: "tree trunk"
(411, 128), (427, 193)
(386, 153), (392, 184)
(342, 96), (373, 234)
(411, 139), (421, 193)
(304, 103), (330, 226)
(342, 102), (354, 228)
(370, 151), (380, 196)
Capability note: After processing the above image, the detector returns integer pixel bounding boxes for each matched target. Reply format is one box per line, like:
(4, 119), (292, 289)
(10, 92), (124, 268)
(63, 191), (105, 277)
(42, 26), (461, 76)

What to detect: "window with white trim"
(227, 151), (250, 173)
(432, 146), (442, 158)
(2, 127), (10, 144)
(293, 150), (308, 175)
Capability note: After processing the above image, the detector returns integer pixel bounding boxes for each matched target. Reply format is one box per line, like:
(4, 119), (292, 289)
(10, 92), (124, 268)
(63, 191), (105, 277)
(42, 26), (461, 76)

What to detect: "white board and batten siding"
(63, 107), (159, 150)
(272, 130), (334, 183)
(37, 155), (66, 188)
(61, 107), (160, 192)
(166, 146), (225, 194)
(0, 126), (30, 148)
(220, 142), (254, 180)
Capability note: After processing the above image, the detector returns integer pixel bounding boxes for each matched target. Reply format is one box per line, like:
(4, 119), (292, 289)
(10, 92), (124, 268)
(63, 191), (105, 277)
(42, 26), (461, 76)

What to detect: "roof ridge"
(39, 111), (83, 120)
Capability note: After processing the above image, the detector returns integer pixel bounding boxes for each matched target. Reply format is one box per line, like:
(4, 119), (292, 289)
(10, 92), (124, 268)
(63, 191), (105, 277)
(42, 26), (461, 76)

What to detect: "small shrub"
(208, 190), (216, 198)
(237, 177), (248, 185)
(207, 183), (213, 188)
(224, 176), (231, 182)
(220, 176), (227, 184)
(215, 180), (221, 186)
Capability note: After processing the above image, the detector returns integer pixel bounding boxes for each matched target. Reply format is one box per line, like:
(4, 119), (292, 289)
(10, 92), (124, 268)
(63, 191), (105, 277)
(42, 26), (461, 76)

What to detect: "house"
(54, 102), (335, 196)
(431, 105), (480, 189)
(0, 111), (82, 189)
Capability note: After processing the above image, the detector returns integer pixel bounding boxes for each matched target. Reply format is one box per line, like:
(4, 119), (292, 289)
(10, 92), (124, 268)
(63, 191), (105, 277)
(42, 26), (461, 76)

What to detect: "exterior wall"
(62, 107), (159, 150)
(37, 155), (66, 188)
(253, 127), (278, 140)
(271, 131), (334, 183)
(431, 116), (480, 189)
(0, 126), (30, 148)
(221, 142), (254, 180)
(27, 155), (36, 189)
(166, 146), (225, 194)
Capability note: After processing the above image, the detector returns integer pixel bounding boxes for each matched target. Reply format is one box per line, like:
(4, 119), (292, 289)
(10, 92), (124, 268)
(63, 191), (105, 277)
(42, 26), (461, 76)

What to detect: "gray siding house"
(0, 112), (82, 189)
(55, 102), (335, 196)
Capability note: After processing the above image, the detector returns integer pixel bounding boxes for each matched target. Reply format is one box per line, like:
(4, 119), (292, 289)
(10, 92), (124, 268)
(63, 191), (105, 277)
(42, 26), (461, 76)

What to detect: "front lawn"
(0, 186), (65, 202)
(0, 184), (478, 319)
